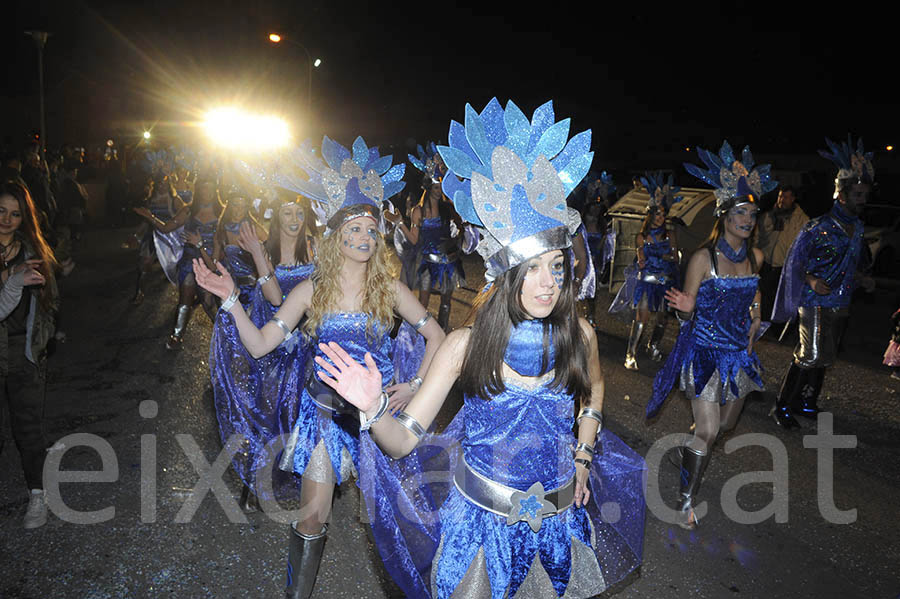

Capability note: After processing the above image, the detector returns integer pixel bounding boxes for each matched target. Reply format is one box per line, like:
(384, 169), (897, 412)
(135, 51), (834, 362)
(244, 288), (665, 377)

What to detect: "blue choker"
(717, 237), (747, 263)
(503, 319), (554, 376)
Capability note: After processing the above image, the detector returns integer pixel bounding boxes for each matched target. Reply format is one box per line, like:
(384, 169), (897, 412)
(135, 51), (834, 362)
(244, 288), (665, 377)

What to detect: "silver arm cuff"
(360, 392), (389, 431)
(576, 408), (604, 428)
(412, 312), (432, 331)
(574, 442), (595, 458)
(220, 288), (240, 312)
(271, 317), (293, 341)
(395, 411), (426, 441)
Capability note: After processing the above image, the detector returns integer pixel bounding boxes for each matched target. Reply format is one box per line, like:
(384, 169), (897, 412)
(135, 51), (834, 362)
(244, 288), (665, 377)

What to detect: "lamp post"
(267, 33), (321, 112)
(25, 30), (51, 153)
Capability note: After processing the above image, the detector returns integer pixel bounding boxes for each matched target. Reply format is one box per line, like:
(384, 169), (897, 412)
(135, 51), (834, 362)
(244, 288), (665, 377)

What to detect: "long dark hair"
(639, 206), (668, 238)
(458, 249), (591, 402)
(189, 177), (221, 218)
(0, 181), (58, 310)
(703, 198), (759, 270)
(264, 197), (312, 265)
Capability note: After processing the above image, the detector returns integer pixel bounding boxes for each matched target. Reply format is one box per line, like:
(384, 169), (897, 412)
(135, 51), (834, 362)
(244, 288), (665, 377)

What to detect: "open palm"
(315, 342), (384, 414)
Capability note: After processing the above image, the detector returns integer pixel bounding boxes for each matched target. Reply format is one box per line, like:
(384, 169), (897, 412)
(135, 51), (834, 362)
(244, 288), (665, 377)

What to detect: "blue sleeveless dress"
(210, 262), (315, 501)
(176, 216), (217, 285)
(632, 229), (677, 312)
(283, 313), (395, 484)
(647, 255), (764, 417)
(359, 321), (646, 598)
(415, 216), (466, 295)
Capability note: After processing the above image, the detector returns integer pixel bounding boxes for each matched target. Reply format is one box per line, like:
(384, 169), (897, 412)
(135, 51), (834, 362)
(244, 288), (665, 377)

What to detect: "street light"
(267, 32), (321, 112)
(24, 30), (51, 153)
(143, 131), (152, 140)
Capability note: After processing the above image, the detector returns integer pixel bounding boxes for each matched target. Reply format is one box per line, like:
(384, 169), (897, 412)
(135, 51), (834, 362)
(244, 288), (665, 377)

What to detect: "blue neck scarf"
(830, 200), (859, 225)
(503, 318), (555, 376)
(717, 237), (747, 263)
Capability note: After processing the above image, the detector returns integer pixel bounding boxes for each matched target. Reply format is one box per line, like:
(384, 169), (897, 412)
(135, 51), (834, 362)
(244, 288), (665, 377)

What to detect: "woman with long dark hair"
(312, 99), (644, 598)
(209, 192), (317, 511)
(192, 136), (445, 599)
(134, 176), (220, 348)
(0, 180), (60, 529)
(647, 142), (774, 530)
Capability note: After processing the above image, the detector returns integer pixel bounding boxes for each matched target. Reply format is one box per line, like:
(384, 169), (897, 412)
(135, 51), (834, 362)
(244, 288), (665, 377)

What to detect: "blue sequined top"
(182, 217), (217, 257)
(799, 211), (863, 310)
(420, 217), (451, 255)
(313, 312), (395, 387)
(693, 275), (759, 351)
(639, 230), (676, 282)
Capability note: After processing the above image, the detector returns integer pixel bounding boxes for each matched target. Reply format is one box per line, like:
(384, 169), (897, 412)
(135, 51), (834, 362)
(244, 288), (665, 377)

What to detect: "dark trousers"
(0, 336), (48, 490)
(759, 262), (782, 323)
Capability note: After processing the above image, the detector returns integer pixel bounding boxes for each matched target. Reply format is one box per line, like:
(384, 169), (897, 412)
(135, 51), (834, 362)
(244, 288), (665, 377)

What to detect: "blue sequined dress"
(647, 252), (764, 417)
(282, 313), (397, 484)
(632, 228), (677, 311)
(415, 217), (466, 295)
(210, 262), (315, 501)
(176, 216), (217, 285)
(359, 321), (646, 598)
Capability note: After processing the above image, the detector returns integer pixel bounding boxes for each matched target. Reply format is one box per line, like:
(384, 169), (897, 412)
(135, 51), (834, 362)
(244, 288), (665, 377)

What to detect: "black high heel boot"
(238, 483), (259, 513)
(796, 367), (825, 418)
(285, 523), (327, 599)
(771, 364), (803, 429)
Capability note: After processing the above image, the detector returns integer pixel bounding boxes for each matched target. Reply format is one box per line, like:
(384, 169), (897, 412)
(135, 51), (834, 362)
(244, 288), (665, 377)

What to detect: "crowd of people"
(1, 100), (895, 598)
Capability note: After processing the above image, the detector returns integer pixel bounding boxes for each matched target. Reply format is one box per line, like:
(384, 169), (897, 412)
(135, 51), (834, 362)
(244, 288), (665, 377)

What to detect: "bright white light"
(143, 131), (151, 140)
(314, 58), (322, 68)
(202, 108), (291, 150)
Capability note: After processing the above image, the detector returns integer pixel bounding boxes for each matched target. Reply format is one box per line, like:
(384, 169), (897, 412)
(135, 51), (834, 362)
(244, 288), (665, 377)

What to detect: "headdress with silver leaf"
(641, 171), (683, 213)
(437, 98), (593, 280)
(142, 149), (175, 178)
(273, 136), (405, 235)
(819, 135), (875, 197)
(408, 142), (445, 184)
(684, 141), (777, 217)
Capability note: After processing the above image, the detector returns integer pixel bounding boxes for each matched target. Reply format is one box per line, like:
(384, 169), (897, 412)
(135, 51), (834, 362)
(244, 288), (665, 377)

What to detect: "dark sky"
(4, 0), (897, 171)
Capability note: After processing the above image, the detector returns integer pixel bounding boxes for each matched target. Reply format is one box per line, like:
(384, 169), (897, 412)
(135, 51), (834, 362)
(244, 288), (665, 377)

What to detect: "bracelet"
(412, 312), (432, 331)
(750, 302), (760, 310)
(220, 288), (239, 312)
(395, 411), (426, 441)
(258, 271), (275, 285)
(408, 376), (423, 393)
(574, 457), (592, 469)
(574, 442), (595, 458)
(576, 407), (603, 428)
(359, 392), (389, 431)
(271, 317), (293, 341)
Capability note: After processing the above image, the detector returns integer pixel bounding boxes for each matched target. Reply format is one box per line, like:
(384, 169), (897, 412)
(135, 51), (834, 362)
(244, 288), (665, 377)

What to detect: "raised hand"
(665, 287), (693, 313)
(315, 342), (383, 415)
(238, 221), (263, 257)
(133, 206), (152, 220)
(183, 230), (202, 247)
(384, 383), (413, 415)
(192, 258), (235, 300)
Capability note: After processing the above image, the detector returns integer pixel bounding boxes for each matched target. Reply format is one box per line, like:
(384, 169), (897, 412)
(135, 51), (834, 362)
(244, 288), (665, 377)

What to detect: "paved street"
(2, 227), (899, 598)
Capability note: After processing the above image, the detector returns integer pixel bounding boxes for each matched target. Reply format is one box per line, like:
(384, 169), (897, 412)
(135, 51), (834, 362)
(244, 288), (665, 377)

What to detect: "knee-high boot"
(771, 363), (803, 429)
(676, 446), (710, 529)
(646, 317), (667, 362)
(285, 524), (327, 599)
(437, 299), (452, 332)
(132, 269), (146, 304)
(166, 304), (192, 350)
(797, 367), (825, 418)
(624, 321), (645, 370)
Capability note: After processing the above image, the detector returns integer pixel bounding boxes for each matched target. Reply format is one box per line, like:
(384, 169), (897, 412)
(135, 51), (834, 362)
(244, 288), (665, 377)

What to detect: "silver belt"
(453, 457), (575, 532)
(306, 374), (359, 415)
(424, 251), (459, 264)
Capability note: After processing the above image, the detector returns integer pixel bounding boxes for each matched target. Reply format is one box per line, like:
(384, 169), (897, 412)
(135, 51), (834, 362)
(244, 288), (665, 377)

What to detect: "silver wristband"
(360, 392), (389, 431)
(574, 442), (595, 458)
(412, 312), (432, 331)
(395, 411), (426, 441)
(258, 271), (275, 285)
(271, 317), (293, 341)
(408, 376), (423, 393)
(220, 288), (239, 312)
(576, 407), (603, 428)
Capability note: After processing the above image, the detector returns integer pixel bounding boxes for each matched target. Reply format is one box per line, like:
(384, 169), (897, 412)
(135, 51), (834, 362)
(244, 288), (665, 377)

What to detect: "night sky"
(4, 0), (897, 173)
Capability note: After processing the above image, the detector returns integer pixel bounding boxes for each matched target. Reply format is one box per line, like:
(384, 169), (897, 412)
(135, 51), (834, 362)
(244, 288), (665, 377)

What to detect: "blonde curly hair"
(303, 227), (397, 339)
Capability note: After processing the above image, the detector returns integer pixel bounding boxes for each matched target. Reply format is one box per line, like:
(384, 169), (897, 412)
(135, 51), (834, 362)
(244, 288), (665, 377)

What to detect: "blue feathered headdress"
(437, 98), (593, 277)
(640, 171), (683, 212)
(272, 136), (405, 234)
(684, 141), (777, 216)
(819, 135), (875, 185)
(408, 142), (445, 184)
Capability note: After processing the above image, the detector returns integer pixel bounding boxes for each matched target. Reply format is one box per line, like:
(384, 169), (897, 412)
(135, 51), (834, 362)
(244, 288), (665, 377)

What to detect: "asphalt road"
(1, 227), (899, 598)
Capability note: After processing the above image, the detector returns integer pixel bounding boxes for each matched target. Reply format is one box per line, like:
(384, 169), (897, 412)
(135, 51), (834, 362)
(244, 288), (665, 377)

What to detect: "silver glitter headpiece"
(684, 141), (777, 217)
(819, 135), (875, 194)
(408, 142), (445, 184)
(270, 136), (405, 235)
(641, 171), (683, 213)
(437, 98), (593, 279)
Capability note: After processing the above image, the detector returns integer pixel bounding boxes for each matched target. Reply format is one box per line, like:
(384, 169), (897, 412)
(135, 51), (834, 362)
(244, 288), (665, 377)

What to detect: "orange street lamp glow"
(268, 33), (282, 43)
(887, 145), (893, 152)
